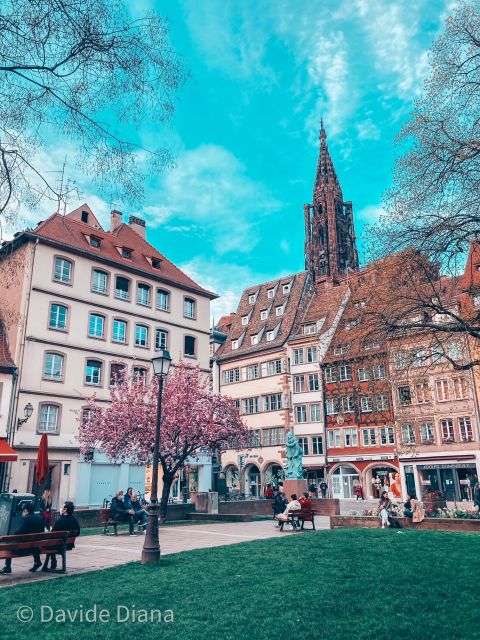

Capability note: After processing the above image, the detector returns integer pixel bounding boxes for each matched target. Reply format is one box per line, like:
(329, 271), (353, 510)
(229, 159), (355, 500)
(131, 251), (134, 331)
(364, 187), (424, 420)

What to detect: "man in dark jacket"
(273, 491), (288, 517)
(111, 490), (136, 535)
(42, 501), (81, 572)
(0, 502), (44, 574)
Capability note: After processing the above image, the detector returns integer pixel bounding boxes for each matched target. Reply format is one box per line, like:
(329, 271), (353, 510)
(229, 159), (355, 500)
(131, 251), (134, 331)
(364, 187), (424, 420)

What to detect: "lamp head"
(151, 350), (172, 378)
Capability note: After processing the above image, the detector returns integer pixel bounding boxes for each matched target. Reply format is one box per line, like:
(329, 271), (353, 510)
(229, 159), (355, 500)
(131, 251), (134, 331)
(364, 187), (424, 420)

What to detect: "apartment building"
(0, 204), (215, 507)
(0, 321), (17, 491)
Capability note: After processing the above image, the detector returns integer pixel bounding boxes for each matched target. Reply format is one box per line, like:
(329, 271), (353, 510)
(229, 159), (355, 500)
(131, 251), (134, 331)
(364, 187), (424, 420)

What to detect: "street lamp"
(141, 350), (172, 565)
(17, 403), (34, 428)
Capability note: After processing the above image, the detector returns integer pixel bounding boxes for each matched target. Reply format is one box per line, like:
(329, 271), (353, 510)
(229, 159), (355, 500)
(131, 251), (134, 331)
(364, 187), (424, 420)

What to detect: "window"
(241, 397), (259, 414)
(232, 340), (239, 350)
(275, 306), (284, 316)
(394, 352), (408, 370)
(293, 375), (305, 393)
(251, 335), (258, 345)
(435, 379), (450, 402)
(155, 329), (168, 351)
(328, 429), (342, 448)
(262, 428), (285, 446)
(223, 368), (240, 384)
(326, 398), (338, 415)
(260, 309), (268, 320)
(415, 382), (430, 404)
(115, 276), (130, 300)
(340, 396), (355, 413)
(398, 386), (412, 406)
(53, 257), (72, 284)
(43, 353), (64, 381)
(362, 428), (376, 446)
(266, 331), (274, 341)
(267, 288), (275, 299)
(109, 363), (125, 386)
(308, 373), (320, 391)
(339, 364), (352, 381)
(295, 405), (307, 423)
(133, 367), (147, 383)
(241, 315), (249, 326)
(135, 324), (149, 347)
(345, 318), (360, 329)
(156, 289), (170, 311)
(92, 269), (108, 294)
(334, 345), (348, 356)
(90, 236), (101, 248)
(453, 378), (468, 400)
(380, 427), (395, 445)
(184, 335), (196, 357)
(303, 324), (316, 335)
(448, 341), (462, 361)
(310, 404), (321, 422)
(282, 283), (291, 294)
(376, 395), (390, 412)
(440, 419), (455, 441)
(152, 258), (161, 269)
(360, 396), (373, 413)
(353, 299), (366, 308)
(81, 210), (89, 223)
(364, 341), (380, 351)
(122, 247), (132, 259)
(263, 359), (282, 376)
(82, 407), (95, 426)
(248, 293), (257, 304)
(248, 430), (261, 447)
(344, 428), (358, 447)
(49, 303), (68, 330)
(458, 417), (473, 442)
(402, 424), (416, 444)
(89, 313), (105, 339)
(184, 298), (196, 319)
(312, 436), (323, 455)
(298, 436), (309, 455)
(358, 367), (370, 382)
(306, 347), (318, 362)
(263, 394), (283, 412)
(85, 360), (102, 385)
(112, 319), (127, 343)
(293, 349), (304, 365)
(412, 349), (428, 367)
(136, 283), (151, 306)
(38, 404), (59, 433)
(372, 365), (385, 380)
(324, 367), (336, 383)
(244, 364), (259, 380)
(420, 422), (435, 443)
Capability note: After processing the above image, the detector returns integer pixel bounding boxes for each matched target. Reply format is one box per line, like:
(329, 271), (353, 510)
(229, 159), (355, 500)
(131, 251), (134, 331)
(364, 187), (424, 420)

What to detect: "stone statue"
(285, 431), (304, 480)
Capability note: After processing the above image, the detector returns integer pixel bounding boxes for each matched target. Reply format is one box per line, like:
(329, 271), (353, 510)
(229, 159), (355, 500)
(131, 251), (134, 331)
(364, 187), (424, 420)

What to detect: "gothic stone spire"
(304, 121), (359, 283)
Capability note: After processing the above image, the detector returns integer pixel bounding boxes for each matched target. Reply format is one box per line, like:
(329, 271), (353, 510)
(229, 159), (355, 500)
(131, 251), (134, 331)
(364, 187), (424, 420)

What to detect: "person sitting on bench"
(111, 490), (136, 536)
(299, 492), (312, 511)
(130, 492), (147, 531)
(0, 502), (44, 574)
(275, 494), (301, 528)
(42, 501), (80, 572)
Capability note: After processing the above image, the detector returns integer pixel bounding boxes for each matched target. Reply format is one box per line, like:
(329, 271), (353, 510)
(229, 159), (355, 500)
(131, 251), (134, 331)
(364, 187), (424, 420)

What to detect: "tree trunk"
(160, 473), (173, 524)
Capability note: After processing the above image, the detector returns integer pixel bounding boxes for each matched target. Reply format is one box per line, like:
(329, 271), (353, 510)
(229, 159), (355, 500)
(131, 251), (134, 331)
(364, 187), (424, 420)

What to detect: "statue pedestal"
(283, 479), (308, 499)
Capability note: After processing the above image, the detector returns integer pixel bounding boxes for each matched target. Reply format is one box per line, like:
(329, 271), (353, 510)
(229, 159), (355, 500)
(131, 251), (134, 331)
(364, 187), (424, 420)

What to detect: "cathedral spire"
(304, 120), (359, 283)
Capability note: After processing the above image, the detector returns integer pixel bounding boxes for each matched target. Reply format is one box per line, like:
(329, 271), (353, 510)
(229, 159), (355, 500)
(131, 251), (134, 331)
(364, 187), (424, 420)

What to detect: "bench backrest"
(99, 508), (112, 522)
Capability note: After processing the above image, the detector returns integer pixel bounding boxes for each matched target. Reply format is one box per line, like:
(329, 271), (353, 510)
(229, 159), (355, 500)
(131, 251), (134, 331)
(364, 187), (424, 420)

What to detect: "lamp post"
(141, 350), (172, 565)
(17, 403), (34, 428)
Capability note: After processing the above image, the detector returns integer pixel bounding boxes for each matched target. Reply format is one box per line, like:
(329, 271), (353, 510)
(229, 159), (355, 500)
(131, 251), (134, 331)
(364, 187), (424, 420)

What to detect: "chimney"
(128, 215), (146, 239)
(110, 210), (123, 232)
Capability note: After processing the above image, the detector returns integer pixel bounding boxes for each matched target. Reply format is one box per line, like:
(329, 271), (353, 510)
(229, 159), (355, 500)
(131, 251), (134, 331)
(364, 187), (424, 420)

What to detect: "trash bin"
(0, 493), (36, 535)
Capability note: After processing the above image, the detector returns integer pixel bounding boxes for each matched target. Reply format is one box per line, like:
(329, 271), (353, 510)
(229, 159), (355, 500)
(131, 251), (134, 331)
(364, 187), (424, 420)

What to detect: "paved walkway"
(0, 517), (330, 589)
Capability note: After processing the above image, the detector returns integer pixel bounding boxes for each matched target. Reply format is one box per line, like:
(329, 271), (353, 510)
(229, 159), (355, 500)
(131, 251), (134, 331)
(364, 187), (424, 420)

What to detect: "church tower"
(304, 121), (359, 283)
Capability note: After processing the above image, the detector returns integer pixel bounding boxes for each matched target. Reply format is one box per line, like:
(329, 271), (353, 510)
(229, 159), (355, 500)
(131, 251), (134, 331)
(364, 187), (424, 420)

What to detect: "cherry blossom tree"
(79, 363), (248, 522)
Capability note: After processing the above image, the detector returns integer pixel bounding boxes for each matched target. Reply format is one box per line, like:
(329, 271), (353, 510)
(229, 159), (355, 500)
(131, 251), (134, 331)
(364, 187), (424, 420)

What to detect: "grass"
(0, 529), (479, 640)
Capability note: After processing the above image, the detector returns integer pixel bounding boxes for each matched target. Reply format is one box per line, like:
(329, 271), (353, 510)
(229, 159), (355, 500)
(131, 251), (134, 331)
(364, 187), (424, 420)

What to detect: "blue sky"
(11, 0), (458, 318)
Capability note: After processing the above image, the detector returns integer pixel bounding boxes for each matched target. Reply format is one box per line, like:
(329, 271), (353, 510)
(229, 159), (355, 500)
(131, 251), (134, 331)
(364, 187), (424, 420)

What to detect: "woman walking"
(40, 489), (53, 531)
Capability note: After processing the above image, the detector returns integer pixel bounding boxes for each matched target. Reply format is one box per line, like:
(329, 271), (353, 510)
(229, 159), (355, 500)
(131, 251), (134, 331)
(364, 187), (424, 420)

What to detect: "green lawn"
(0, 529), (479, 640)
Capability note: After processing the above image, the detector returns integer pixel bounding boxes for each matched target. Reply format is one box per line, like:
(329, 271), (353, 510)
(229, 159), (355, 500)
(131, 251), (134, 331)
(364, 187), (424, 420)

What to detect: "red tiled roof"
(290, 281), (349, 341)
(31, 208), (216, 298)
(0, 320), (15, 370)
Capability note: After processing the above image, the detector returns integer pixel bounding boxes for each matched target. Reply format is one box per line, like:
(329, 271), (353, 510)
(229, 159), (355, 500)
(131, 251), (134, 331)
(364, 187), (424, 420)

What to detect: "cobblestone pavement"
(0, 517), (331, 589)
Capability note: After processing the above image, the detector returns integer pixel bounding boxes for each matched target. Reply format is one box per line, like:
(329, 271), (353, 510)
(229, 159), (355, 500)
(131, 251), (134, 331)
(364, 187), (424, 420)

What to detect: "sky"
(7, 0), (459, 319)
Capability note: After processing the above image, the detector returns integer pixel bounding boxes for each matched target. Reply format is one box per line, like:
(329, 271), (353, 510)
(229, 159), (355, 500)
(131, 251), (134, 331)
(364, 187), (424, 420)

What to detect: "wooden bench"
(0, 530), (78, 574)
(279, 509), (316, 532)
(99, 508), (124, 535)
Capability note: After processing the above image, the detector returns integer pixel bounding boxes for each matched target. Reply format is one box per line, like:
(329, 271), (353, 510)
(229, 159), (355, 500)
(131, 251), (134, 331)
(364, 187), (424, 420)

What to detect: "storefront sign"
(421, 463), (474, 470)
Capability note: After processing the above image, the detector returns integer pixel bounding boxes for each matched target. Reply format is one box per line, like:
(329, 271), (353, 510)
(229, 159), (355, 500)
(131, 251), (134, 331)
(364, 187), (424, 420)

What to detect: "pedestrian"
(42, 501), (81, 572)
(378, 490), (392, 529)
(474, 482), (480, 511)
(319, 480), (328, 499)
(353, 478), (364, 501)
(40, 489), (53, 530)
(0, 503), (44, 574)
(264, 483), (274, 499)
(110, 490), (136, 536)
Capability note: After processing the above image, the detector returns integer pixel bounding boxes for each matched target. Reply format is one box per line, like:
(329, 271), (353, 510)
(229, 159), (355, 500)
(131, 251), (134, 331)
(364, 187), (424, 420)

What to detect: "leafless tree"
(0, 0), (186, 231)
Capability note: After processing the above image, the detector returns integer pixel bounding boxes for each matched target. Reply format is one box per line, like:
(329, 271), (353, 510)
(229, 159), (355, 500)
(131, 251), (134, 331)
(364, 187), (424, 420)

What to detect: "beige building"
(0, 204), (215, 507)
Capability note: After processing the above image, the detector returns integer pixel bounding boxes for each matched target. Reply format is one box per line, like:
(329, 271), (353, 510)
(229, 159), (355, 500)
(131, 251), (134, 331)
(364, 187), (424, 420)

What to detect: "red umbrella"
(36, 433), (50, 485)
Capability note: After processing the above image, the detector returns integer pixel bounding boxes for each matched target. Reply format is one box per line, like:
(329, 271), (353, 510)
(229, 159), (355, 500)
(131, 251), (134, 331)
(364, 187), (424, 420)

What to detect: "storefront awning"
(0, 439), (17, 462)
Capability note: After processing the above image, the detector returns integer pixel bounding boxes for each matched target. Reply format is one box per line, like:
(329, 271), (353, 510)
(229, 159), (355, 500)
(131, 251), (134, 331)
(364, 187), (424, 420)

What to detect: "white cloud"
(356, 119), (381, 141)
(142, 144), (282, 254)
(357, 204), (385, 224)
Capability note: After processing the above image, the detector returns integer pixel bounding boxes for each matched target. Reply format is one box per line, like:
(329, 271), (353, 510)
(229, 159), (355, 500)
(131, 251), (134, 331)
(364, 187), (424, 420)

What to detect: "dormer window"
(260, 309), (268, 321)
(242, 315), (249, 326)
(251, 335), (258, 345)
(334, 345), (349, 355)
(81, 210), (89, 223)
(248, 292), (257, 304)
(151, 258), (161, 269)
(303, 324), (316, 335)
(266, 331), (274, 341)
(232, 340), (239, 350)
(90, 236), (101, 248)
(282, 283), (291, 294)
(353, 299), (366, 308)
(267, 287), (276, 299)
(345, 318), (360, 329)
(275, 306), (284, 317)
(122, 247), (132, 259)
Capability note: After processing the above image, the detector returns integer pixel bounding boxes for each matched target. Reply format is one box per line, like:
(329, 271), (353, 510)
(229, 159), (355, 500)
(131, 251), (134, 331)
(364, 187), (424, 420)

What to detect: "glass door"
(440, 469), (455, 501)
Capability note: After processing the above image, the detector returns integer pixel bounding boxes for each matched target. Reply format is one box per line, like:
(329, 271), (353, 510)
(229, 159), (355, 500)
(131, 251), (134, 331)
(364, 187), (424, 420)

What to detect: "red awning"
(0, 439), (17, 462)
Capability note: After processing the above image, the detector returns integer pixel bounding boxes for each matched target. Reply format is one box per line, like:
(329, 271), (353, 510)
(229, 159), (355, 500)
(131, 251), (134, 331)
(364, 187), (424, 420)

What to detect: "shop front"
(401, 456), (479, 502)
(330, 464), (360, 499)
